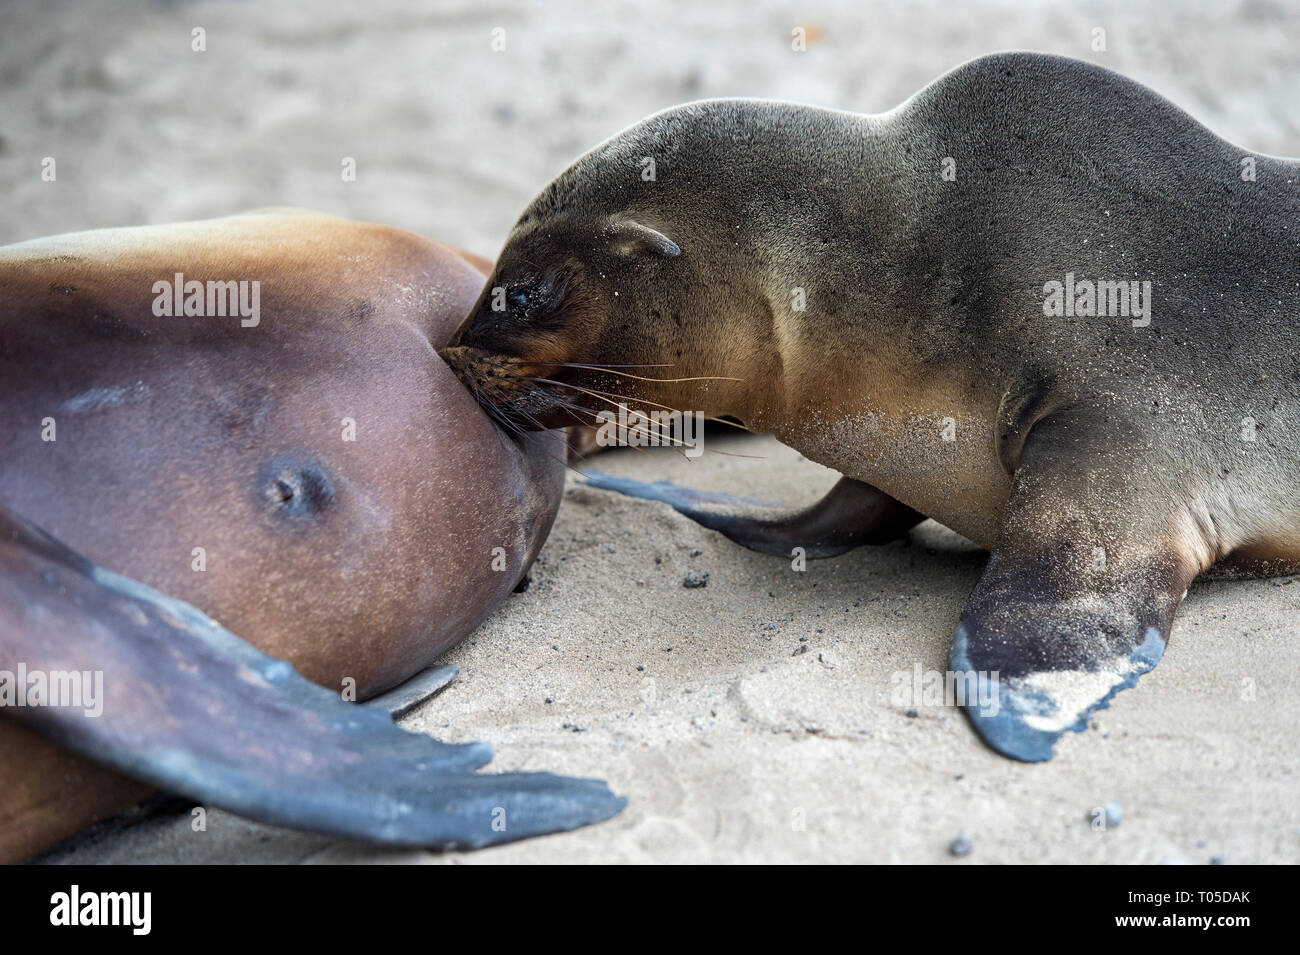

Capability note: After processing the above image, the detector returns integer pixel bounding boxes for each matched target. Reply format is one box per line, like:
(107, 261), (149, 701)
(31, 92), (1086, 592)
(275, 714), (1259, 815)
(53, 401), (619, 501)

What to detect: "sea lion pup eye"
(503, 270), (574, 329)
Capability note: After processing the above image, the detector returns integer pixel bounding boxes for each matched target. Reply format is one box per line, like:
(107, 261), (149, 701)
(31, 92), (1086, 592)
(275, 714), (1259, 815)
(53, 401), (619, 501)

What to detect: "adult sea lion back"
(442, 52), (1300, 762)
(0, 210), (623, 858)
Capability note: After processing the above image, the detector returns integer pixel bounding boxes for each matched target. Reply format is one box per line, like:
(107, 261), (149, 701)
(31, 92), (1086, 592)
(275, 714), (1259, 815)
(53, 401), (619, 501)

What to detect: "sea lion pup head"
(442, 209), (695, 433)
(442, 100), (805, 434)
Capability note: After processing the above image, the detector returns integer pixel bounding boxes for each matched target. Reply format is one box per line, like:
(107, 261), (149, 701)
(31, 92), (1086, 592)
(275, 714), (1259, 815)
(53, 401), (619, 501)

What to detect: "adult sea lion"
(0, 210), (622, 860)
(442, 52), (1300, 762)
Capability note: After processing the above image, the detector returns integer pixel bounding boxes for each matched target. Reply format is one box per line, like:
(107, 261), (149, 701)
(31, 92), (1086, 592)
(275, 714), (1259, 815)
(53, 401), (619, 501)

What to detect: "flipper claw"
(368, 664), (461, 719)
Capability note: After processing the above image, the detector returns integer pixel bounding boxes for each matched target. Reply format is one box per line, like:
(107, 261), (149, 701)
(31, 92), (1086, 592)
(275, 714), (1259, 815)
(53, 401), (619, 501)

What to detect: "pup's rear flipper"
(951, 408), (1204, 761)
(0, 505), (625, 849)
(583, 471), (922, 557)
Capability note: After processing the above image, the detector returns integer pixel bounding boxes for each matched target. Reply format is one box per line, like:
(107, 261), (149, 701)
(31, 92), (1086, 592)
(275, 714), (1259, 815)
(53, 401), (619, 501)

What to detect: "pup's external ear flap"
(608, 219), (680, 258)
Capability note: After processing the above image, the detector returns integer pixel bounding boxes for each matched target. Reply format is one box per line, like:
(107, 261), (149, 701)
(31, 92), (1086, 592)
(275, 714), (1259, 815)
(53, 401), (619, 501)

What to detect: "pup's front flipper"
(583, 471), (923, 557)
(951, 408), (1207, 761)
(0, 505), (625, 850)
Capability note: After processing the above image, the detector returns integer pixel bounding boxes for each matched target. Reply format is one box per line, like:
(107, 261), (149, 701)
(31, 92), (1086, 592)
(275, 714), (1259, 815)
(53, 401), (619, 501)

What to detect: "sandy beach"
(4, 0), (1298, 863)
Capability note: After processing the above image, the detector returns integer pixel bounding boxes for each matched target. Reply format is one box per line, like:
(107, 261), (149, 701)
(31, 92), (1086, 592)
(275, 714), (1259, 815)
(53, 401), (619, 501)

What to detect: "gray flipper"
(0, 505), (625, 849)
(583, 471), (923, 558)
(367, 664), (461, 719)
(950, 409), (1200, 761)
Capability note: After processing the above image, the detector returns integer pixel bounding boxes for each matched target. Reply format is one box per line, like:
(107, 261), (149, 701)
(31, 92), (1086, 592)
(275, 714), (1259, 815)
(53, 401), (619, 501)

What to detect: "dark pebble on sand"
(636, 665), (645, 671)
(906, 708), (918, 718)
(948, 832), (973, 857)
(683, 570), (709, 588)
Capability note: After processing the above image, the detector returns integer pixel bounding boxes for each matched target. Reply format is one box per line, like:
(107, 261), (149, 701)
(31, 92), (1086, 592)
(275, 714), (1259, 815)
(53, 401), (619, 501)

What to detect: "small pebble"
(683, 570), (709, 588)
(948, 832), (973, 857)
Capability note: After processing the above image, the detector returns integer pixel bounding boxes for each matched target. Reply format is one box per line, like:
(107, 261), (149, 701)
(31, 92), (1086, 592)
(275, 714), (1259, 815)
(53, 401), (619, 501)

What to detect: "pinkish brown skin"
(0, 210), (564, 860)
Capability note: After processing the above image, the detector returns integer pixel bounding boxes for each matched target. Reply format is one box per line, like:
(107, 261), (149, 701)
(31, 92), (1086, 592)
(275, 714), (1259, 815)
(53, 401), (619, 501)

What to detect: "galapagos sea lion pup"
(0, 210), (623, 860)
(442, 52), (1300, 762)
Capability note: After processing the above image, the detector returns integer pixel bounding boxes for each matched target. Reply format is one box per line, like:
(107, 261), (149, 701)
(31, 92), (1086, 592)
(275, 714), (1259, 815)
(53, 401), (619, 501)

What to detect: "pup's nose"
(436, 344), (473, 369)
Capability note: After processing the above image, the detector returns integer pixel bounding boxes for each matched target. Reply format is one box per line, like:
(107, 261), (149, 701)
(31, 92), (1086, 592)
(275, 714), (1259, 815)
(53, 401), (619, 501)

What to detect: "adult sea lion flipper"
(950, 406), (1207, 762)
(0, 504), (627, 850)
(583, 471), (923, 558)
